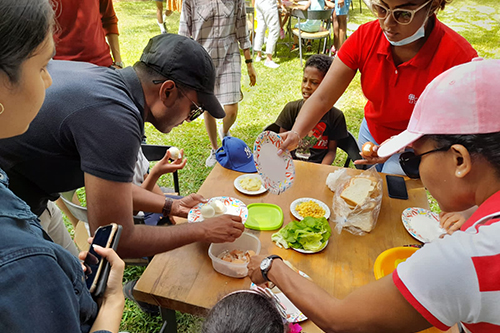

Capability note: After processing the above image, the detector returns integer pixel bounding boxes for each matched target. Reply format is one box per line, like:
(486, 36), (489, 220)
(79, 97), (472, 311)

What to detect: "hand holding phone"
(83, 223), (123, 298)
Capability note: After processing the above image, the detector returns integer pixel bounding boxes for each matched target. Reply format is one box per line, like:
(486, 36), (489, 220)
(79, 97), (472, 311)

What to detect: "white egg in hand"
(168, 146), (181, 160)
(211, 200), (226, 215)
(200, 204), (215, 218)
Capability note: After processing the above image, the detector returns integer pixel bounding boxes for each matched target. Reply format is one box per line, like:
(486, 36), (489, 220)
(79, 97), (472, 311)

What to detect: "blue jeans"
(358, 118), (406, 175)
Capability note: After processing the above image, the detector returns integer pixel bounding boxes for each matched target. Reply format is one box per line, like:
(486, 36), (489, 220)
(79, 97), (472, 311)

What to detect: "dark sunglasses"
(399, 146), (450, 179)
(177, 88), (205, 122)
(153, 79), (205, 122)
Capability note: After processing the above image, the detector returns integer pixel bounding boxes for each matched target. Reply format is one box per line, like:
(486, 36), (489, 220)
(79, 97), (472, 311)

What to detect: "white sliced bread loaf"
(340, 178), (375, 207)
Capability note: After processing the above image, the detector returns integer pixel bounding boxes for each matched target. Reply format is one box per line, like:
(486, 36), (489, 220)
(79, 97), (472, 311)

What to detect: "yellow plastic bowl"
(373, 246), (419, 280)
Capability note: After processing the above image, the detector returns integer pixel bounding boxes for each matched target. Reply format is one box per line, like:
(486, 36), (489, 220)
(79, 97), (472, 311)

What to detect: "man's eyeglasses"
(370, 0), (431, 25)
(177, 88), (205, 122)
(152, 79), (205, 122)
(399, 146), (450, 179)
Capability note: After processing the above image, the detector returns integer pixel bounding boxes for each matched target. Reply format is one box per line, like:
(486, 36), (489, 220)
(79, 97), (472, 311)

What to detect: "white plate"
(250, 284), (308, 323)
(233, 174), (267, 195)
(188, 196), (248, 223)
(290, 197), (331, 220)
(401, 207), (446, 243)
(292, 240), (329, 254)
(253, 131), (295, 195)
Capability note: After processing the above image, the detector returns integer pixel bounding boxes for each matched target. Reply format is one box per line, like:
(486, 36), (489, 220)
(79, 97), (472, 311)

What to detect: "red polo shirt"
(338, 17), (477, 144)
(53, 0), (119, 67)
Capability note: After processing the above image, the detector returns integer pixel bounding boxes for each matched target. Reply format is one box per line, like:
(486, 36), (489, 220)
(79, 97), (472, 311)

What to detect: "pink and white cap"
(378, 58), (500, 157)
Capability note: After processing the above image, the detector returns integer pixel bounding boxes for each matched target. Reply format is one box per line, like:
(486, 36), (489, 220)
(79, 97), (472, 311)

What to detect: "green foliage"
(107, 1), (499, 331)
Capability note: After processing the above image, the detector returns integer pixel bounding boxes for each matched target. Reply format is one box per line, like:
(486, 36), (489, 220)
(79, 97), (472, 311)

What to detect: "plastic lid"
(245, 203), (284, 231)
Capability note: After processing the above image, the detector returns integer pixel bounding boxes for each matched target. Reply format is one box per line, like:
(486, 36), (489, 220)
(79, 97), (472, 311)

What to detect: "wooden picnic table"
(134, 161), (455, 333)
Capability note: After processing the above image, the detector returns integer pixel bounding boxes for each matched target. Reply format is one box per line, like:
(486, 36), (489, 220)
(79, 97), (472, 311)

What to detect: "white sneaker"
(158, 21), (167, 34)
(264, 60), (280, 69)
(205, 149), (217, 167)
(255, 55), (262, 62)
(218, 127), (232, 142)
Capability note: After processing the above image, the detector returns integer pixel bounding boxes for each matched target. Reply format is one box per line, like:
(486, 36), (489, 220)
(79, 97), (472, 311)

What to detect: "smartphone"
(386, 175), (408, 200)
(84, 223), (122, 298)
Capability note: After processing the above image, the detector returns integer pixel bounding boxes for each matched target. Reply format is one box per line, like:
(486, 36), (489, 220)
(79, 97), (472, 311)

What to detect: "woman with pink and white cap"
(248, 59), (500, 332)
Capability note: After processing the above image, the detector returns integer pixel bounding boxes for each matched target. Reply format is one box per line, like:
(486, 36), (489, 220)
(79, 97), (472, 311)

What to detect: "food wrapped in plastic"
(331, 166), (383, 235)
(325, 169), (347, 192)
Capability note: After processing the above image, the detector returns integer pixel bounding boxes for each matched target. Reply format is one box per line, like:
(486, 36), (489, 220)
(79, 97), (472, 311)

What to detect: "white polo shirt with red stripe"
(393, 191), (500, 332)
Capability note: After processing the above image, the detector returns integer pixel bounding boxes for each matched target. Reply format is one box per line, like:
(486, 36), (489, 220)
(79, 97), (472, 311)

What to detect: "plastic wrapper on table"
(331, 166), (383, 235)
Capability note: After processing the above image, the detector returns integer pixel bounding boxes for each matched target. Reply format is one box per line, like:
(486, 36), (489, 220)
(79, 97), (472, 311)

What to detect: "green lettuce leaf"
(272, 217), (331, 251)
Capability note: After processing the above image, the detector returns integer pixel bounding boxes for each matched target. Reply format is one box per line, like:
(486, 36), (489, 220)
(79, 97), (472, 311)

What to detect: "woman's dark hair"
(0, 0), (54, 84)
(304, 54), (333, 77)
(202, 291), (285, 333)
(425, 132), (500, 176)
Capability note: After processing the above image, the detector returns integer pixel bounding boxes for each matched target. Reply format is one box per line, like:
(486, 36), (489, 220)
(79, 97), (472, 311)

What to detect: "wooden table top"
(135, 161), (450, 332)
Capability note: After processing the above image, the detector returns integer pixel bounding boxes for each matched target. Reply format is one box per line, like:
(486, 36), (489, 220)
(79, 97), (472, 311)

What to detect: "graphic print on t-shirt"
(295, 122), (328, 160)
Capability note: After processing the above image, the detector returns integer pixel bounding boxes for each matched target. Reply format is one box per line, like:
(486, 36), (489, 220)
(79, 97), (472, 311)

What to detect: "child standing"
(253, 0), (281, 68)
(275, 54), (348, 164)
(331, 0), (351, 54)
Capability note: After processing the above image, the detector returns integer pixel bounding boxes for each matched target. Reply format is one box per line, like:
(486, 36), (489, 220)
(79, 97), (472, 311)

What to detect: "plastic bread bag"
(331, 166), (383, 235)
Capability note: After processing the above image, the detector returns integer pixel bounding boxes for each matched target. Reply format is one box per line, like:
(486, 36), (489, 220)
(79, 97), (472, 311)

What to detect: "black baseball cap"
(140, 34), (225, 119)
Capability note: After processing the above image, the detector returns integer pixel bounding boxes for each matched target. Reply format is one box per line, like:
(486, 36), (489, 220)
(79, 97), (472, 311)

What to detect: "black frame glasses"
(399, 146), (451, 179)
(370, 0), (431, 25)
(152, 79), (205, 122)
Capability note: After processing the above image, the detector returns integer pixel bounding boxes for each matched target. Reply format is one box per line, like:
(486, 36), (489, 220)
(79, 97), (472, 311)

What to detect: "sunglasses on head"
(399, 146), (450, 179)
(370, 0), (431, 25)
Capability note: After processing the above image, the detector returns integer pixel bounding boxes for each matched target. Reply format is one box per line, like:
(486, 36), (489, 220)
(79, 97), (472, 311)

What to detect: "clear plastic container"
(208, 232), (261, 278)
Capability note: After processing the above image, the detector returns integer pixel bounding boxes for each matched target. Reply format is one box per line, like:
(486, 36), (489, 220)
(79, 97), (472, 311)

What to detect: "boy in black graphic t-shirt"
(275, 55), (348, 164)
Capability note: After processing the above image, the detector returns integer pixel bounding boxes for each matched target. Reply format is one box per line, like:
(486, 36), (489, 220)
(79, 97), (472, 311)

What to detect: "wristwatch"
(260, 255), (282, 282)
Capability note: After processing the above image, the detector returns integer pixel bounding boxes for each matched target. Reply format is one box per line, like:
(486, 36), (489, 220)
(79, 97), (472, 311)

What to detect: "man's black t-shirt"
(275, 99), (348, 163)
(0, 60), (145, 215)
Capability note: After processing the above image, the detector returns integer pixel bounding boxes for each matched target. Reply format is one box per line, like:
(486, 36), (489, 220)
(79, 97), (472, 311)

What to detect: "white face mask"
(384, 14), (429, 47)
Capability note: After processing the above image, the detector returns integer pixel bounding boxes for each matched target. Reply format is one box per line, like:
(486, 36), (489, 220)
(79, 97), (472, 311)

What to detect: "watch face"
(260, 257), (271, 271)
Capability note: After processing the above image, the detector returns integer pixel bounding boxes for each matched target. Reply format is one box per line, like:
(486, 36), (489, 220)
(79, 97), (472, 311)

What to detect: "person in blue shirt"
(0, 1), (125, 332)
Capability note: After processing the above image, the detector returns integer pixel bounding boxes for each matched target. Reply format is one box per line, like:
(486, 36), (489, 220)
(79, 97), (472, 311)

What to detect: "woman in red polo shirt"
(278, 0), (477, 174)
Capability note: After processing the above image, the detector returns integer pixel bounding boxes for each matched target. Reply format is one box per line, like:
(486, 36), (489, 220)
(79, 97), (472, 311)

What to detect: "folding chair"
(336, 131), (367, 169)
(291, 8), (334, 66)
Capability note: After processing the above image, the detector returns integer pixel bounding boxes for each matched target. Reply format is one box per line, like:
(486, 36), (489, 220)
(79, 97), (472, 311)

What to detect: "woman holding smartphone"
(277, 0), (477, 174)
(0, 1), (125, 332)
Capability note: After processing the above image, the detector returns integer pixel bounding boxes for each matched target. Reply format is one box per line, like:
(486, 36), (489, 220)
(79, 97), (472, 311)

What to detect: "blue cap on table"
(216, 137), (257, 173)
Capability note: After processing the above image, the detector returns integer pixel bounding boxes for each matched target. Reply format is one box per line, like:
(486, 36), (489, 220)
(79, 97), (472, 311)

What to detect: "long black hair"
(425, 132), (500, 176)
(0, 0), (54, 84)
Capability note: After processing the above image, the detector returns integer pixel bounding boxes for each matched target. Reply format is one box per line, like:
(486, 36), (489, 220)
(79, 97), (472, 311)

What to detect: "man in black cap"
(0, 34), (244, 258)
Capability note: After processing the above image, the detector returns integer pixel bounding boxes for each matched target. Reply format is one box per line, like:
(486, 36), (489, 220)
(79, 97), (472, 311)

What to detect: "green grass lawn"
(111, 1), (499, 331)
